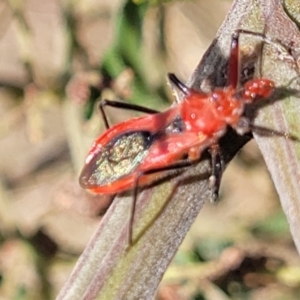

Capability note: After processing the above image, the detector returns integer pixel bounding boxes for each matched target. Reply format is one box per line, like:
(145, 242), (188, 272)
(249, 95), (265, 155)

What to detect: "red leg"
(228, 29), (280, 90)
(228, 31), (240, 89)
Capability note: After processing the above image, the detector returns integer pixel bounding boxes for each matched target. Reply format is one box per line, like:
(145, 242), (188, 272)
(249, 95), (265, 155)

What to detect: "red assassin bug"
(79, 29), (276, 244)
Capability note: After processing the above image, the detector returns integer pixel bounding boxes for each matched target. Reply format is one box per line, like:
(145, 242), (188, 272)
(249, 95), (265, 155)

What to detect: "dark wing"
(79, 131), (155, 188)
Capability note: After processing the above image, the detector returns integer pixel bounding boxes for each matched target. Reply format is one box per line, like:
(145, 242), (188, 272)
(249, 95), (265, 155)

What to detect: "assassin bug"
(80, 29), (278, 244)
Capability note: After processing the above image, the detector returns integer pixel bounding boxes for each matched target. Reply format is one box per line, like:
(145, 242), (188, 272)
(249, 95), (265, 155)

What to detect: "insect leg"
(99, 99), (160, 129)
(228, 30), (240, 89)
(249, 124), (300, 141)
(208, 144), (224, 203)
(128, 159), (200, 246)
(235, 29), (287, 54)
(232, 116), (300, 141)
(230, 29), (295, 89)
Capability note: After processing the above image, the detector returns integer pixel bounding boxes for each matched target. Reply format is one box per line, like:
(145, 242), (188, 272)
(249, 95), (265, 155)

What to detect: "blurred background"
(0, 0), (299, 299)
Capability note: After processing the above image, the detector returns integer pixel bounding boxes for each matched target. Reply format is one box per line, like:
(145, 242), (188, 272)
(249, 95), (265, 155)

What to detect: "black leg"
(208, 144), (224, 203)
(127, 159), (200, 246)
(250, 124), (300, 141)
(99, 99), (160, 129)
(235, 114), (300, 142)
(126, 145), (231, 245)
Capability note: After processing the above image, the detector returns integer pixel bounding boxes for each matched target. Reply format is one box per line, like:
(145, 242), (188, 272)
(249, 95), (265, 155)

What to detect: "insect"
(79, 29), (276, 244)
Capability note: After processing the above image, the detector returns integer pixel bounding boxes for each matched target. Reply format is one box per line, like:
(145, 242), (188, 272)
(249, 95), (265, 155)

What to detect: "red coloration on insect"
(79, 30), (275, 196)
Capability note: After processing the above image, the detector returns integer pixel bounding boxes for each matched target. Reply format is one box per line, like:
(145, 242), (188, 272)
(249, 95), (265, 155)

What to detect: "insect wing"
(79, 130), (155, 190)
